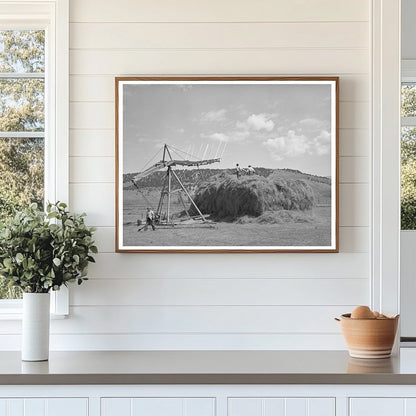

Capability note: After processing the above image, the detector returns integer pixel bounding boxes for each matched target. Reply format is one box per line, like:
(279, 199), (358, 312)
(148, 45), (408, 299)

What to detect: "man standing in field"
(247, 165), (255, 175)
(143, 207), (156, 231)
(236, 163), (242, 178)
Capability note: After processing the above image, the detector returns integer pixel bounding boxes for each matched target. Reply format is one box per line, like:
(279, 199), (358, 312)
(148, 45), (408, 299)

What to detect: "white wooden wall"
(13, 0), (372, 350)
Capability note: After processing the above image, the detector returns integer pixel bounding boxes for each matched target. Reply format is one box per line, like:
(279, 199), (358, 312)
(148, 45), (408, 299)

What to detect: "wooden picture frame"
(115, 77), (339, 253)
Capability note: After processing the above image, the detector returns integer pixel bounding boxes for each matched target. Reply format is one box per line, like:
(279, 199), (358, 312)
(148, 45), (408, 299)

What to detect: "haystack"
(191, 173), (315, 220)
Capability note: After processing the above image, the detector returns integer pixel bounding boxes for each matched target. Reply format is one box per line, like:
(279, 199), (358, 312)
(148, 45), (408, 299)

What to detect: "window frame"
(371, 0), (401, 320)
(0, 0), (69, 316)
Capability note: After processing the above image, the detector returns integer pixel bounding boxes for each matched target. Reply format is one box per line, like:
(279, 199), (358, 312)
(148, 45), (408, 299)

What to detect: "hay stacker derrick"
(132, 144), (220, 226)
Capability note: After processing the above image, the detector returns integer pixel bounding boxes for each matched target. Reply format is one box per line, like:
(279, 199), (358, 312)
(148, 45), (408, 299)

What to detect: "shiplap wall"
(49, 0), (371, 350)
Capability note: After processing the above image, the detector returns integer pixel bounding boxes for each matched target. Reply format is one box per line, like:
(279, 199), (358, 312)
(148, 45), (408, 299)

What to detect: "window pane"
(0, 137), (44, 300)
(401, 127), (416, 164)
(0, 78), (44, 132)
(402, 83), (416, 117)
(0, 137), (44, 214)
(0, 30), (45, 73)
(401, 127), (416, 230)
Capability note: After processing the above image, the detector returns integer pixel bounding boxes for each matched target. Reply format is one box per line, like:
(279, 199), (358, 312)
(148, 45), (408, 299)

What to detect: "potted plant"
(0, 202), (97, 361)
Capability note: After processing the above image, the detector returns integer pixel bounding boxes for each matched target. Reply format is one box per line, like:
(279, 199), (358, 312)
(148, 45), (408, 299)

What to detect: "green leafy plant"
(0, 202), (97, 293)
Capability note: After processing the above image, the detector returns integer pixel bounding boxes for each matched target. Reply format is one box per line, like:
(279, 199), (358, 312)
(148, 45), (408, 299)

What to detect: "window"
(0, 0), (69, 314)
(0, 29), (45, 300)
(401, 64), (416, 230)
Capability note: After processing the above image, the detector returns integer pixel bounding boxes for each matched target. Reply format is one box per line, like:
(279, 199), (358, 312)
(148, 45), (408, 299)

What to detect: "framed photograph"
(116, 77), (339, 253)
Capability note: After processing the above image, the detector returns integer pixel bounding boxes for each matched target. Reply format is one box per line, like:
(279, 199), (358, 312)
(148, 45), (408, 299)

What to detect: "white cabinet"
(350, 398), (416, 416)
(3, 385), (416, 416)
(0, 398), (88, 416)
(101, 397), (215, 416)
(228, 398), (335, 416)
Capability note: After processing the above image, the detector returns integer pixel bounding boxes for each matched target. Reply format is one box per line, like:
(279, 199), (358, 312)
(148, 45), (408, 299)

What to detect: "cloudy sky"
(122, 81), (334, 176)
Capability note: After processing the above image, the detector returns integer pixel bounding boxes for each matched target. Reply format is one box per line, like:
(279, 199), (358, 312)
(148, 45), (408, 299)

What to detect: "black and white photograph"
(116, 77), (338, 252)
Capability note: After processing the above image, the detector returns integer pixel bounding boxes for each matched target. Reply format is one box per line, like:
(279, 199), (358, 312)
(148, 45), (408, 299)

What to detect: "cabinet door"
(101, 398), (215, 416)
(350, 398), (404, 416)
(350, 398), (416, 416)
(228, 398), (335, 416)
(0, 398), (88, 416)
(350, 397), (416, 416)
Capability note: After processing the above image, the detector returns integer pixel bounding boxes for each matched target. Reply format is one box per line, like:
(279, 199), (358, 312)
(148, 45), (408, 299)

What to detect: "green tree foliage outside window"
(0, 30), (45, 299)
(402, 84), (416, 230)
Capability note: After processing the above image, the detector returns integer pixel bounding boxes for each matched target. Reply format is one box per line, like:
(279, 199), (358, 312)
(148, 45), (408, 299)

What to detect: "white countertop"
(0, 349), (416, 385)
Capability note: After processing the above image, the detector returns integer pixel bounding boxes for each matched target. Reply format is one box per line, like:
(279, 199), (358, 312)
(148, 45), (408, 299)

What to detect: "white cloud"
(311, 130), (331, 155)
(206, 132), (230, 142)
(200, 109), (227, 122)
(299, 118), (325, 128)
(263, 131), (309, 160)
(230, 130), (250, 142)
(203, 128), (251, 143)
(263, 129), (331, 160)
(237, 113), (274, 132)
(201, 113), (276, 144)
(245, 113), (275, 132)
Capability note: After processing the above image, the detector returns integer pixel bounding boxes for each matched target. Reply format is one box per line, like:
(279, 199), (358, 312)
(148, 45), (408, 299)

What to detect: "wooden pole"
(165, 144), (174, 161)
(162, 144), (167, 162)
(178, 191), (191, 219)
(156, 174), (168, 218)
(171, 169), (206, 221)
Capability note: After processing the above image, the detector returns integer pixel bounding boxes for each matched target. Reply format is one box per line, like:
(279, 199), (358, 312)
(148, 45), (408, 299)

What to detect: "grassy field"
(122, 167), (333, 247)
(123, 187), (331, 247)
(123, 206), (331, 247)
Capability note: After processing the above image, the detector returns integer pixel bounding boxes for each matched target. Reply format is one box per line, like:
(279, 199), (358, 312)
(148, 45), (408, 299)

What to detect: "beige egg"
(373, 311), (380, 318)
(351, 305), (376, 319)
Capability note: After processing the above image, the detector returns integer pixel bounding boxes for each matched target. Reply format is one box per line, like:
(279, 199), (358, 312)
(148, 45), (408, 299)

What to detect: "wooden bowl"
(337, 313), (399, 359)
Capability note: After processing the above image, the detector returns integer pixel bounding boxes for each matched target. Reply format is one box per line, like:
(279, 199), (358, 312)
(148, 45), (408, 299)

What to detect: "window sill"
(0, 287), (69, 318)
(0, 312), (68, 320)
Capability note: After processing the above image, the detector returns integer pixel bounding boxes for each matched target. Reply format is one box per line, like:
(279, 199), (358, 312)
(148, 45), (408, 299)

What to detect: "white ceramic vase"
(22, 292), (50, 361)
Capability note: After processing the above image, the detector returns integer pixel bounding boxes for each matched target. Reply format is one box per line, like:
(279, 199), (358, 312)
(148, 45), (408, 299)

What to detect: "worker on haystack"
(247, 165), (255, 175)
(144, 207), (156, 231)
(236, 163), (242, 178)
